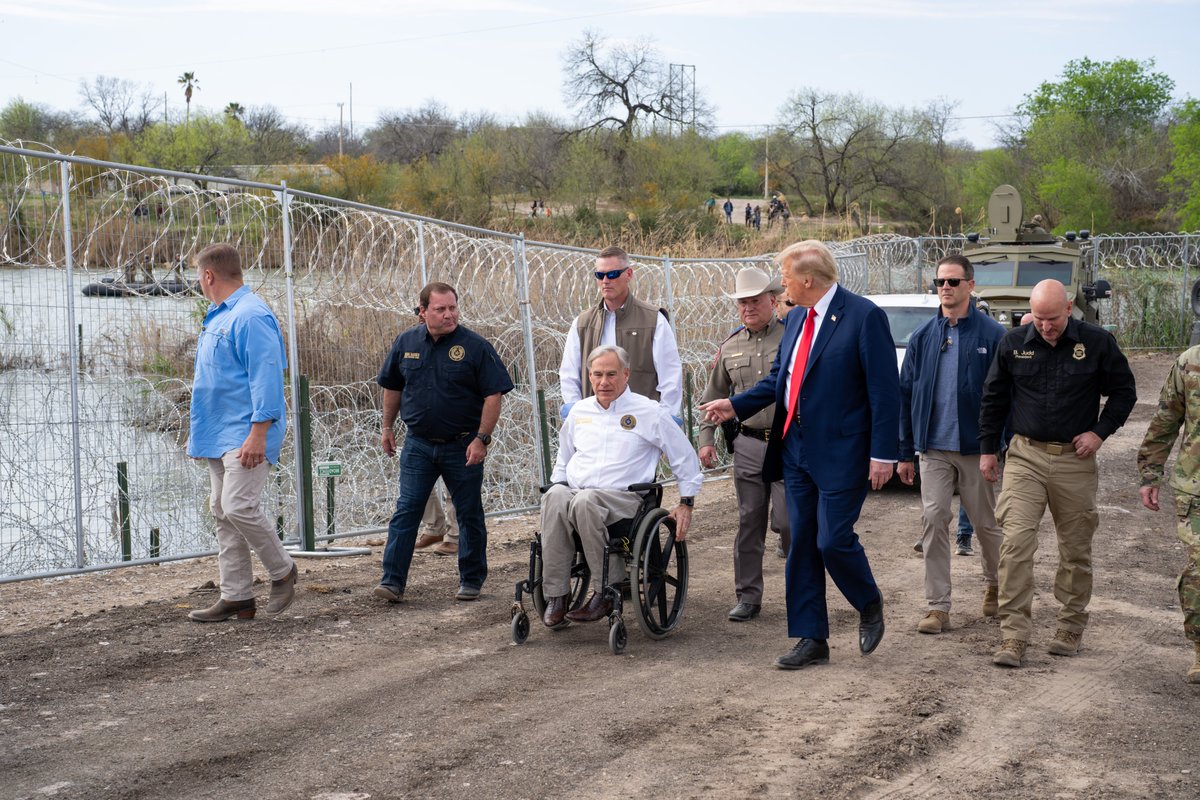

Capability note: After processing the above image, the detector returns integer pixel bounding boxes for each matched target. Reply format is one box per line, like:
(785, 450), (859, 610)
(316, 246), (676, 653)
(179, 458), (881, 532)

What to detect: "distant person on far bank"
(558, 246), (682, 420)
(187, 243), (297, 622)
(979, 279), (1136, 667)
(723, 198), (734, 223)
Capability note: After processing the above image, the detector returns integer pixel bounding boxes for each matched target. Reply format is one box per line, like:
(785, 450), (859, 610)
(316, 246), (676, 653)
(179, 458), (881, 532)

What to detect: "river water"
(0, 266), (216, 575)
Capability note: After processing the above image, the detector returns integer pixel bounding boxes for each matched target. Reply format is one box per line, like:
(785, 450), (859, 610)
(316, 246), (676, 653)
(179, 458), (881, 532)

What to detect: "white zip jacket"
(552, 387), (702, 497)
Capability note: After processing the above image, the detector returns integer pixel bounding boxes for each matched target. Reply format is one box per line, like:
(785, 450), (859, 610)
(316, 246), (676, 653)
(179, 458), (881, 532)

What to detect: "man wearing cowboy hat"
(699, 266), (792, 622)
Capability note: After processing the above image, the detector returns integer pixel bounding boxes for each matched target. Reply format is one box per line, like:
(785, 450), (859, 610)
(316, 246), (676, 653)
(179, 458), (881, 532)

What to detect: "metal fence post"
(663, 255), (676, 323)
(279, 180), (306, 545)
(417, 219), (428, 284)
(59, 160), (86, 569)
(513, 234), (547, 486)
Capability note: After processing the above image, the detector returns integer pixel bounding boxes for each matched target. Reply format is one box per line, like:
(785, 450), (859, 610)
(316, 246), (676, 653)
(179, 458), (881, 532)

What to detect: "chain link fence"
(2, 142), (1197, 581)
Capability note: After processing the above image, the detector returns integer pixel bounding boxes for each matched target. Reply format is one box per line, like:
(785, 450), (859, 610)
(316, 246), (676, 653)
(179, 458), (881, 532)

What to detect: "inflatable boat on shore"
(81, 278), (199, 297)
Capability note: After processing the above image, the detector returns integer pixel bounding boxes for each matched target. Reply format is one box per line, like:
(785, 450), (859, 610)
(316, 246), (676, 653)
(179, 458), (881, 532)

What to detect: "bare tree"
(243, 105), (307, 164)
(561, 31), (709, 165)
(774, 89), (918, 221)
(78, 76), (157, 138)
(366, 101), (461, 163)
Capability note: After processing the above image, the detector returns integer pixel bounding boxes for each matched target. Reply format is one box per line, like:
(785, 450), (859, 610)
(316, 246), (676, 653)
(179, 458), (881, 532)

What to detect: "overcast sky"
(2, 0), (1197, 149)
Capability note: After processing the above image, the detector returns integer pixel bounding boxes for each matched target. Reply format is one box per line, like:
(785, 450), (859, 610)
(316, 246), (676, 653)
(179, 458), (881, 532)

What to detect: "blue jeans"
(958, 506), (973, 540)
(381, 436), (487, 593)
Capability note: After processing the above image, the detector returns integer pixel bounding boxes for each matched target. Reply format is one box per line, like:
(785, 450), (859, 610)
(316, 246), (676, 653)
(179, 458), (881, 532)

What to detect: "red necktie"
(782, 307), (816, 437)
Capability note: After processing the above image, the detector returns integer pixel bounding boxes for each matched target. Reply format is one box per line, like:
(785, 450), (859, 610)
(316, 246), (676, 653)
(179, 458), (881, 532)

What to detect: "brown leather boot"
(542, 595), (569, 628)
(189, 598), (256, 622)
(565, 591), (612, 623)
(265, 563), (298, 616)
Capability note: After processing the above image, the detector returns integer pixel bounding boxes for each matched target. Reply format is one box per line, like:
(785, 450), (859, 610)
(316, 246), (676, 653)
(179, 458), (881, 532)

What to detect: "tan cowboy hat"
(725, 266), (783, 299)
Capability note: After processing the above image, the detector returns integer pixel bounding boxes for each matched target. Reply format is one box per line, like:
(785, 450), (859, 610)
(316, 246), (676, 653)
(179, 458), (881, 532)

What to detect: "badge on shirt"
(1013, 349), (1034, 360)
(404, 352), (420, 359)
(449, 345), (465, 362)
(1073, 343), (1086, 361)
(620, 414), (637, 430)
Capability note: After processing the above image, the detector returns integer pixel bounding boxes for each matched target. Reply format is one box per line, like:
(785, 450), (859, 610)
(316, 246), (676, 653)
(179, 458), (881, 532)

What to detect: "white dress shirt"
(552, 388), (702, 497)
(558, 307), (683, 417)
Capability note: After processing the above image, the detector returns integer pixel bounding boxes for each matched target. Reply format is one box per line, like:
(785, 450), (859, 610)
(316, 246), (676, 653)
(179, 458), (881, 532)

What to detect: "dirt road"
(2, 352), (1196, 800)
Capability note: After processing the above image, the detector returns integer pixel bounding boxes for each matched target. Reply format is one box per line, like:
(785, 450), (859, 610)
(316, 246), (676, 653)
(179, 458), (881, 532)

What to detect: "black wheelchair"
(511, 482), (689, 655)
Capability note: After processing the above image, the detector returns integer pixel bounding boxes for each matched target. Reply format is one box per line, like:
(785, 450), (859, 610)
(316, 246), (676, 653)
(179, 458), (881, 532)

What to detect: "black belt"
(417, 432), (473, 444)
(739, 426), (771, 441)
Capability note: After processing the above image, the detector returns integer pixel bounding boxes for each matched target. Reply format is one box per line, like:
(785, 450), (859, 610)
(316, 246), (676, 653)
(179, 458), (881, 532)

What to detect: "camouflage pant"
(1173, 494), (1200, 642)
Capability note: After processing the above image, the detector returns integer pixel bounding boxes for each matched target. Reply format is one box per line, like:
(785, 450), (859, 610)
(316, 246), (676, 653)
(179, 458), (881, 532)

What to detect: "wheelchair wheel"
(631, 508), (688, 640)
(532, 545), (591, 619)
(511, 611), (530, 645)
(608, 617), (627, 655)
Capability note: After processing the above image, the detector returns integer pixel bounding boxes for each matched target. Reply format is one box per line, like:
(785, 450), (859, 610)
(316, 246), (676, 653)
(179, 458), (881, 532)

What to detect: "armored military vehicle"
(961, 184), (1110, 327)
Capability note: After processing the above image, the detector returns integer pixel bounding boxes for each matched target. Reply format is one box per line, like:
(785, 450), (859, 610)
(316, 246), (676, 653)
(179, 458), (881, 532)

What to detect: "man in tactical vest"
(558, 246), (683, 420)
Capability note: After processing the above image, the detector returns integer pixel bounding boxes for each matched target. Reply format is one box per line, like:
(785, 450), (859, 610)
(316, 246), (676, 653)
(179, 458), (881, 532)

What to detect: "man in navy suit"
(701, 239), (899, 669)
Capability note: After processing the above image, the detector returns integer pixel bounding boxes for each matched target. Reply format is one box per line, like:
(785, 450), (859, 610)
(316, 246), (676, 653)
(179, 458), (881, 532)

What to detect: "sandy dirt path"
(1, 352), (1196, 800)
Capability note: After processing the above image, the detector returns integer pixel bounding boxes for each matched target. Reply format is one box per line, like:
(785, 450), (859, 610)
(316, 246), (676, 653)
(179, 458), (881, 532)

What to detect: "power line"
(0, 1), (707, 83)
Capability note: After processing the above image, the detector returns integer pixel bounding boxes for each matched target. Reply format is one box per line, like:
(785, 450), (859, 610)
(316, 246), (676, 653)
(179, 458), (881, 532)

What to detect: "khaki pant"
(995, 436), (1099, 642)
(207, 451), (294, 602)
(732, 434), (790, 605)
(421, 479), (458, 542)
(918, 449), (1002, 613)
(539, 485), (642, 597)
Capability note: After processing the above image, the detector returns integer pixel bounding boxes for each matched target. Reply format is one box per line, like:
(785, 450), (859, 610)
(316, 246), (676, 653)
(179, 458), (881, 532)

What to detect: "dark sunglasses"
(594, 268), (628, 281)
(932, 277), (966, 288)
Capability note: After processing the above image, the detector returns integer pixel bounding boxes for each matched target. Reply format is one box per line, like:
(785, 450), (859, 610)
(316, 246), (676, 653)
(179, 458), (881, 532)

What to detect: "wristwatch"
(678, 496), (694, 507)
(476, 432), (492, 446)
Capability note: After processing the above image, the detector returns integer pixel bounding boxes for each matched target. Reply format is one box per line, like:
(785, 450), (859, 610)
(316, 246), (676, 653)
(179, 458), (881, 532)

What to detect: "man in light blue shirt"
(187, 243), (296, 622)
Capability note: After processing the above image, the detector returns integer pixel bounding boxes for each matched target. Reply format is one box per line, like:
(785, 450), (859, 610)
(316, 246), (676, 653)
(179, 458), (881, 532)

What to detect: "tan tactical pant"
(995, 436), (1099, 642)
(917, 449), (1002, 613)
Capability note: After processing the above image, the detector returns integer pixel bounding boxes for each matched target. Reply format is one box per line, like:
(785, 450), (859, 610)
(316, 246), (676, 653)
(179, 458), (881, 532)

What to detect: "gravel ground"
(1, 351), (1196, 800)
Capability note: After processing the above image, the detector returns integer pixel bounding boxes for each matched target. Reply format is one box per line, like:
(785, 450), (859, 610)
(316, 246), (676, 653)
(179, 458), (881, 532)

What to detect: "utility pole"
(349, 82), (353, 138)
(337, 103), (344, 158)
(763, 126), (770, 200)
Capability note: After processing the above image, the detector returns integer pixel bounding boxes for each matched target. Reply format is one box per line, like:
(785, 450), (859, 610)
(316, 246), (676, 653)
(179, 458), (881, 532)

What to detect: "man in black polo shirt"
(978, 279), (1136, 667)
(375, 282), (514, 603)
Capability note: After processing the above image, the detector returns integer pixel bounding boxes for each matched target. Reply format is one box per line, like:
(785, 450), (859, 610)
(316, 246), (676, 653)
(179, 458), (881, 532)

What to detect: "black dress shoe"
(727, 602), (761, 622)
(565, 591), (612, 623)
(542, 595), (569, 628)
(859, 595), (885, 654)
(774, 638), (830, 670)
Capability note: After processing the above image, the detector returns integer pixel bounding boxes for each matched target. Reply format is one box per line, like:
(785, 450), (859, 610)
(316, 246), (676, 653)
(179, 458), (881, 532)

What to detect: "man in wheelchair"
(540, 344), (703, 628)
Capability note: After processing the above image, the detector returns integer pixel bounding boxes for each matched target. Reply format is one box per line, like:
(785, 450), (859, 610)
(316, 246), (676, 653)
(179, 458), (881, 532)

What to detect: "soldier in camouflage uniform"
(1136, 345), (1200, 684)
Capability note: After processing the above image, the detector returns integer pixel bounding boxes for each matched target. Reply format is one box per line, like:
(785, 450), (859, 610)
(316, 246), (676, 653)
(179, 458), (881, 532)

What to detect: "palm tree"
(177, 72), (199, 124)
(224, 102), (246, 123)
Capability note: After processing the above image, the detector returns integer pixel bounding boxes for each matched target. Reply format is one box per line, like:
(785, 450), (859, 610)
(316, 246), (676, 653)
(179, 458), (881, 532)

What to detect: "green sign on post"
(316, 462), (343, 478)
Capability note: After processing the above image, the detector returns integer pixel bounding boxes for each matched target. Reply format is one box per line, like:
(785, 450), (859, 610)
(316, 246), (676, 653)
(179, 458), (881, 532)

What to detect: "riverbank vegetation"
(1, 47), (1196, 246)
